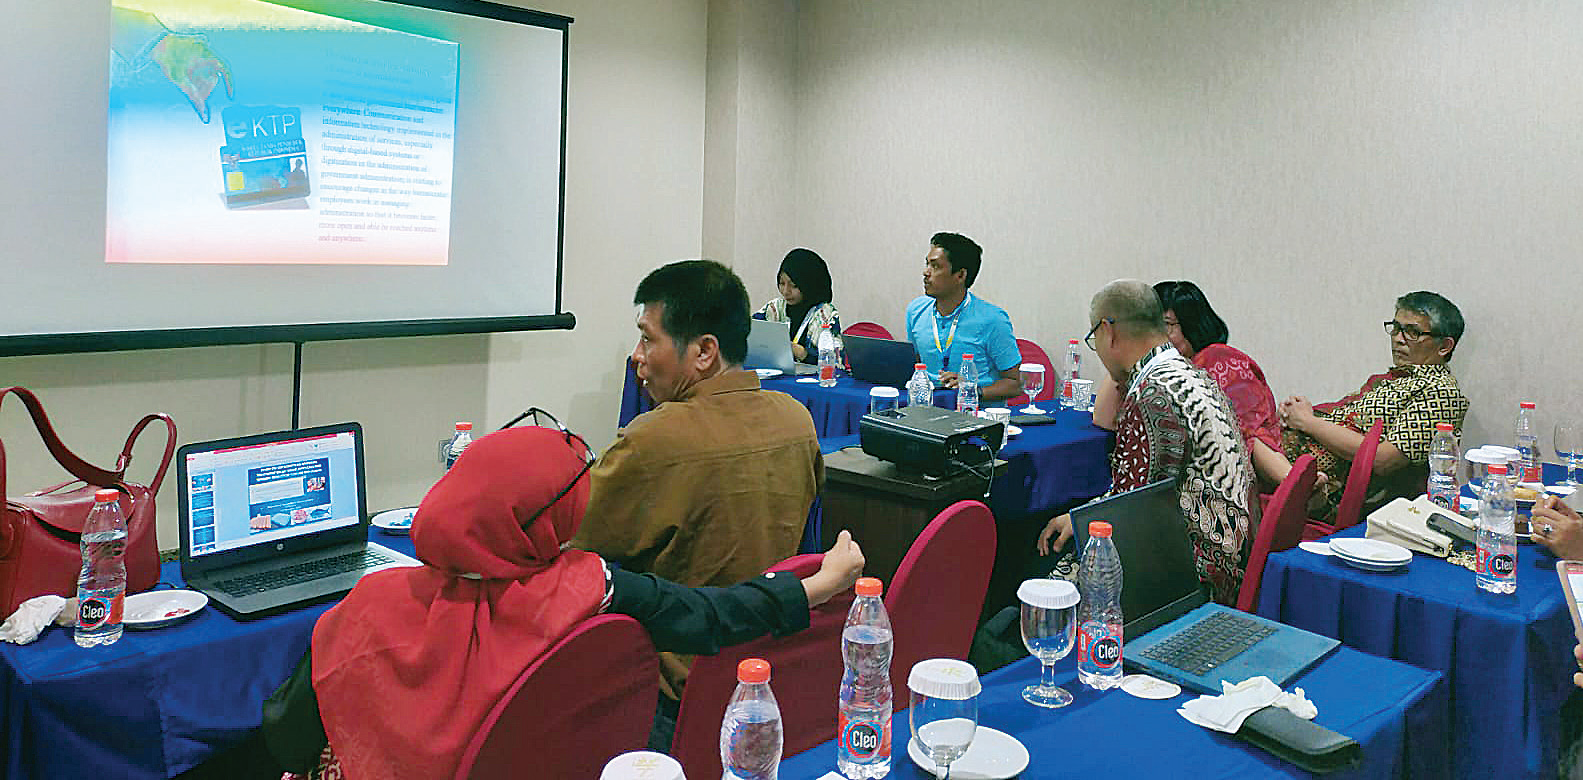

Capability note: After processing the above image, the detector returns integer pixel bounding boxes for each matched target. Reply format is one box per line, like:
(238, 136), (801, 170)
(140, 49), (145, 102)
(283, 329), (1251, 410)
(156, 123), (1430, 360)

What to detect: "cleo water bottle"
(818, 325), (838, 388)
(837, 577), (893, 778)
(1426, 423), (1461, 511)
(1061, 339), (1081, 410)
(1477, 463), (1517, 594)
(906, 363), (933, 409)
(1515, 401), (1541, 483)
(1076, 521), (1124, 689)
(444, 422), (474, 471)
(721, 658), (782, 780)
(956, 353), (979, 414)
(75, 489), (128, 648)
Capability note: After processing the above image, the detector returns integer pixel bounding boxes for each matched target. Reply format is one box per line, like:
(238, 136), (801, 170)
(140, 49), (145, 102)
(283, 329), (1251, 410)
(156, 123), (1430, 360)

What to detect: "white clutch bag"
(1365, 496), (1454, 557)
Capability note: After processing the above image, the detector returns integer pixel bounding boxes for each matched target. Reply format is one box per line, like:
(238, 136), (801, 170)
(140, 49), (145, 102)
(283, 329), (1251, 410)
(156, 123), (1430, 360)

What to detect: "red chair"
(671, 553), (855, 780)
(455, 614), (659, 780)
(1302, 419), (1385, 541)
(1237, 454), (1318, 613)
(842, 321), (893, 340)
(1005, 338), (1056, 407)
(885, 500), (996, 712)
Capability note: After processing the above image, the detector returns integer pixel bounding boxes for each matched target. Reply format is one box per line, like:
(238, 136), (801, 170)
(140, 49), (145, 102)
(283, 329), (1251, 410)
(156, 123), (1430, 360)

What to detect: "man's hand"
(1036, 513), (1073, 556)
(1279, 395), (1316, 433)
(151, 33), (233, 123)
(1574, 644), (1583, 690)
(1532, 497), (1583, 560)
(803, 530), (865, 607)
(939, 370), (961, 389)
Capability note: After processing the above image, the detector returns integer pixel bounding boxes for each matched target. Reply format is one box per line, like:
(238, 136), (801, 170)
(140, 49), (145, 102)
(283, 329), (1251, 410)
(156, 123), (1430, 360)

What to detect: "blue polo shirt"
(905, 293), (1021, 385)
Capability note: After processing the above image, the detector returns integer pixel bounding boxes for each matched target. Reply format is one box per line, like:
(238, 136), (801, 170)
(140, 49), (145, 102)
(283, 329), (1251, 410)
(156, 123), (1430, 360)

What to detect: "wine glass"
(1018, 578), (1079, 708)
(1019, 363), (1047, 414)
(908, 659), (981, 780)
(1557, 423), (1581, 487)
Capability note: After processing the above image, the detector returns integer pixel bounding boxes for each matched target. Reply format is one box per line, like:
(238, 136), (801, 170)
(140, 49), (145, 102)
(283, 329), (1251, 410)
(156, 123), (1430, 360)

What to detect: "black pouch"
(1235, 706), (1362, 774)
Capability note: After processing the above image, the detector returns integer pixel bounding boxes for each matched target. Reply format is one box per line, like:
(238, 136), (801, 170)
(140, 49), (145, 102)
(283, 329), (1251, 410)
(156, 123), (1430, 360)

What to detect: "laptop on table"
(1069, 478), (1338, 693)
(745, 318), (819, 375)
(842, 334), (920, 388)
(177, 422), (420, 620)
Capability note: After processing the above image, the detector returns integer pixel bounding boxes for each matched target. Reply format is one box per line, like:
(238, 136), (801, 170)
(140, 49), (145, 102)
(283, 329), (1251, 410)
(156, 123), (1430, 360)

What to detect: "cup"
(869, 386), (901, 415)
(600, 751), (685, 780)
(983, 407), (1011, 425)
(1069, 378), (1095, 412)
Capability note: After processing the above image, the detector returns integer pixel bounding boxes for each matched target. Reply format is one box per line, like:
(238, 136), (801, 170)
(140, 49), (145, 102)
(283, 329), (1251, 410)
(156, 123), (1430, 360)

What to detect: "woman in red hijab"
(188, 421), (863, 780)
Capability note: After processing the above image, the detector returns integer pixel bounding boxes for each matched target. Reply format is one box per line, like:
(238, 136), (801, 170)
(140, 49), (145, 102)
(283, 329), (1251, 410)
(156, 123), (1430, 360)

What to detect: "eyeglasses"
(1084, 318), (1112, 351)
(499, 407), (597, 525)
(1382, 320), (1439, 341)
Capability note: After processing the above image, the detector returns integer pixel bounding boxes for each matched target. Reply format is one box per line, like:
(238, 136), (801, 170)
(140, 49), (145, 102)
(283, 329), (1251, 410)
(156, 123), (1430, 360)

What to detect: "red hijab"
(310, 426), (606, 780)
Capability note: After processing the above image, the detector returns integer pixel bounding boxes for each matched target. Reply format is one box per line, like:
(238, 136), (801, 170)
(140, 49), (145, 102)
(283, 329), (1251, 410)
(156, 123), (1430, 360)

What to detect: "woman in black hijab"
(756, 248), (842, 363)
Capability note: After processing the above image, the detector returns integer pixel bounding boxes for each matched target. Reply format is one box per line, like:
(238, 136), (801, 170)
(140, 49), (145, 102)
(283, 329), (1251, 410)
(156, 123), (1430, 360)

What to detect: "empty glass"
(908, 659), (981, 780)
(1018, 578), (1079, 708)
(1069, 378), (1096, 413)
(1019, 363), (1047, 414)
(869, 386), (900, 415)
(1557, 424), (1581, 486)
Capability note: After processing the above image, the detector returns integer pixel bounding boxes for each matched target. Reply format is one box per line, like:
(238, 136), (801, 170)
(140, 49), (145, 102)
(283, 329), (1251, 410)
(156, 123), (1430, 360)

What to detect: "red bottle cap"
(962, 353), (974, 360)
(1435, 422), (1453, 432)
(1089, 521), (1112, 538)
(915, 363), (926, 371)
(1069, 339), (1079, 344)
(1489, 464), (1508, 475)
(455, 422), (473, 431)
(94, 489), (120, 503)
(1520, 401), (1536, 409)
(855, 577), (883, 597)
(737, 658), (771, 684)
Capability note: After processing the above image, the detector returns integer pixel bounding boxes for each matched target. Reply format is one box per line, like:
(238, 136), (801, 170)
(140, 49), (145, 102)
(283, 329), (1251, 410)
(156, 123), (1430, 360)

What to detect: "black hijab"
(779, 248), (833, 340)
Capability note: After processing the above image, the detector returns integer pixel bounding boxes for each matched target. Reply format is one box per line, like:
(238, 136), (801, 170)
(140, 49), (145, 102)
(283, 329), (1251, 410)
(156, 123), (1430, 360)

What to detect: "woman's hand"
(792, 342), (808, 361)
(803, 530), (865, 606)
(1532, 496), (1583, 560)
(1035, 514), (1073, 556)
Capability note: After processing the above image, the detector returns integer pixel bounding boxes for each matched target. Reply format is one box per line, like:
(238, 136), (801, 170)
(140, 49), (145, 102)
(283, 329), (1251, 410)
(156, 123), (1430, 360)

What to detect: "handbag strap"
(0, 386), (177, 498)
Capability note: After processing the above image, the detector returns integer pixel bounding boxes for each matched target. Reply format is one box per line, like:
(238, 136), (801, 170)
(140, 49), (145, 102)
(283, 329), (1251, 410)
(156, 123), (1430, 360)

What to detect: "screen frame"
(1, 0), (575, 358)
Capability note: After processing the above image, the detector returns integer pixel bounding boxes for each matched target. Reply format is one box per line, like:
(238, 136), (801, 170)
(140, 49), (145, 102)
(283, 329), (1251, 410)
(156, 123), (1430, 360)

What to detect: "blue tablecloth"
(1256, 516), (1574, 779)
(0, 528), (419, 780)
(779, 647), (1447, 779)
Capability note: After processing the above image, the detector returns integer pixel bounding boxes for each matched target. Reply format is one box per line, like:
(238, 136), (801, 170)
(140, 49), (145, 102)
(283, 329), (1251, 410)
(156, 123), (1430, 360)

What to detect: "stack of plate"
(1328, 538), (1412, 572)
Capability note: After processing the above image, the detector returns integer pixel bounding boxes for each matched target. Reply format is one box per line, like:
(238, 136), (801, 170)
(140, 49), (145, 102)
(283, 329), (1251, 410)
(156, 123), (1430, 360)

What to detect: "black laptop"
(842, 334), (919, 388)
(177, 422), (420, 620)
(1070, 478), (1338, 693)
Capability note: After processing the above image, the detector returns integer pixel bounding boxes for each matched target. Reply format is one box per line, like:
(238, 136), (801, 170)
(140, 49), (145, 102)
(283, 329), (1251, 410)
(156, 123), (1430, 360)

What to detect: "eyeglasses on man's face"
(1084, 318), (1112, 351)
(1382, 320), (1438, 341)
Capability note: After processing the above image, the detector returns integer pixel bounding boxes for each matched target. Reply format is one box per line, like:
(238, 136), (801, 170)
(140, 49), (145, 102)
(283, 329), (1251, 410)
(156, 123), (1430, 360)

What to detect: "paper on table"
(1177, 676), (1317, 733)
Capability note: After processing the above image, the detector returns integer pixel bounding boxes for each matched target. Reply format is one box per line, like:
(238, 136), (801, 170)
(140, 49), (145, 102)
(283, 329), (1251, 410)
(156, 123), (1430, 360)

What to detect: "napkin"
(0, 595), (68, 644)
(1178, 676), (1317, 733)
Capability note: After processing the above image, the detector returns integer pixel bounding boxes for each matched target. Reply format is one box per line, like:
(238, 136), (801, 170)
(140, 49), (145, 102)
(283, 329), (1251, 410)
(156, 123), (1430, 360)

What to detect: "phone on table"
(1555, 560), (1583, 643)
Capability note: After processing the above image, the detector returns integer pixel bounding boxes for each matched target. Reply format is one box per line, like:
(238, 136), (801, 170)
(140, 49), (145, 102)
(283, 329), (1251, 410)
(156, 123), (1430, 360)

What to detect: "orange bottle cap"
(855, 577), (883, 597)
(94, 489), (120, 503)
(455, 422), (473, 431)
(1089, 521), (1112, 538)
(737, 658), (771, 684)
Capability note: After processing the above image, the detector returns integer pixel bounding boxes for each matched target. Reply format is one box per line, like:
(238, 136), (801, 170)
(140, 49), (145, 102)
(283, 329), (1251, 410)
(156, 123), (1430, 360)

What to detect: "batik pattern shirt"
(757, 297), (842, 361)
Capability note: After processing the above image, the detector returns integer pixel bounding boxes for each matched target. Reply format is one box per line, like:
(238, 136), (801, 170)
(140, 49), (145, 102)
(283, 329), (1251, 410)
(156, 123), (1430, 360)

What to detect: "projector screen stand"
(291, 341), (304, 430)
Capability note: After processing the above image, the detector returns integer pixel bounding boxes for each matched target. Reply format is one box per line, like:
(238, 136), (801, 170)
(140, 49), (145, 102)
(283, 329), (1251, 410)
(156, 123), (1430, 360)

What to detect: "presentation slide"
(108, 1), (460, 265)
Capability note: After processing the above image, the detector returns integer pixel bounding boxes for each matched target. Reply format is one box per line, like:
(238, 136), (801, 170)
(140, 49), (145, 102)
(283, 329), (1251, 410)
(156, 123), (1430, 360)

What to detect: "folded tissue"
(1178, 676), (1317, 733)
(0, 595), (70, 645)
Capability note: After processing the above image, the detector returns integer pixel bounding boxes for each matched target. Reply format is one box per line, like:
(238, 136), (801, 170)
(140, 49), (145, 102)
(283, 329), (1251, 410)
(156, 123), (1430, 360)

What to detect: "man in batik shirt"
(1280, 291), (1468, 522)
(1039, 280), (1258, 605)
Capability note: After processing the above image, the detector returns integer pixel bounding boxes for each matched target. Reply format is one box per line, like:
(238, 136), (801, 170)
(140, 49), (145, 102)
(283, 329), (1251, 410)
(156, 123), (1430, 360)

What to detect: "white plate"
(1299, 541), (1334, 556)
(1547, 484), (1578, 498)
(1328, 537), (1411, 565)
(753, 368), (784, 380)
(1005, 425), (1023, 438)
(908, 726), (1029, 780)
(1332, 553), (1410, 572)
(123, 589), (208, 629)
(372, 507), (417, 535)
(796, 377), (821, 383)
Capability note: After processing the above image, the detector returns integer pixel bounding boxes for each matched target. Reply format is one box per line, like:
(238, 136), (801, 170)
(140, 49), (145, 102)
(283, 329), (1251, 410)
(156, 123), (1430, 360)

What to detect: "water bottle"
(906, 363), (932, 409)
(75, 489), (128, 648)
(837, 577), (893, 779)
(1076, 520), (1124, 689)
(1515, 401), (1541, 483)
(1477, 463), (1517, 594)
(1061, 339), (1081, 410)
(1427, 422), (1461, 510)
(444, 422), (473, 471)
(818, 325), (838, 388)
(721, 658), (782, 780)
(956, 353), (979, 414)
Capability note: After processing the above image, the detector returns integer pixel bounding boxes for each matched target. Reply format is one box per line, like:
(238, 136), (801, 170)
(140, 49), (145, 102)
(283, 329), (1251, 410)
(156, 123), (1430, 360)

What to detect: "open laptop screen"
(183, 430), (363, 557)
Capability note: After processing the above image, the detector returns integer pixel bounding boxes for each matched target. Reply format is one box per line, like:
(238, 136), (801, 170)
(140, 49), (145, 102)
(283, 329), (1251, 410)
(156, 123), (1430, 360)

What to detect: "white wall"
(783, 0), (1583, 455)
(0, 0), (708, 550)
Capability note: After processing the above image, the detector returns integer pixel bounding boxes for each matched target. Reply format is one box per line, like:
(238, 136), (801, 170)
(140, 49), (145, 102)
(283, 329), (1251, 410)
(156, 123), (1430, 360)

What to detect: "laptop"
(842, 334), (919, 388)
(177, 422), (420, 620)
(744, 318), (818, 375)
(1070, 478), (1338, 693)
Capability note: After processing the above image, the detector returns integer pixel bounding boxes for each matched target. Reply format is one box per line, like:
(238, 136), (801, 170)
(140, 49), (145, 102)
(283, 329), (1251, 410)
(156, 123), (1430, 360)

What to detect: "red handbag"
(0, 386), (176, 615)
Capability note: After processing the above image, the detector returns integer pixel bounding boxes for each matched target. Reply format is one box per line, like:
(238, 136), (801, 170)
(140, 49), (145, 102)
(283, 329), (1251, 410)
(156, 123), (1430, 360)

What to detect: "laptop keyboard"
(213, 549), (396, 596)
(1137, 610), (1277, 676)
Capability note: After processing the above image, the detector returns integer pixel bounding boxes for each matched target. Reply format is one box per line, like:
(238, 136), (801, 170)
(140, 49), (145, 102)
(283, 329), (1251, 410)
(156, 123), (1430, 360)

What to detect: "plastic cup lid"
(908, 658), (981, 700)
(737, 658), (770, 684)
(1465, 448), (1502, 464)
(855, 577), (883, 597)
(1017, 578), (1078, 609)
(1019, 363), (1044, 372)
(869, 386), (900, 398)
(1484, 445), (1521, 458)
(600, 751), (685, 780)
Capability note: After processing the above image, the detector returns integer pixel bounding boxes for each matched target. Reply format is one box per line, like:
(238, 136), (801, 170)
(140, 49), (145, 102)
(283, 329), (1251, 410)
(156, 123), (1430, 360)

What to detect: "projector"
(858, 405), (1005, 477)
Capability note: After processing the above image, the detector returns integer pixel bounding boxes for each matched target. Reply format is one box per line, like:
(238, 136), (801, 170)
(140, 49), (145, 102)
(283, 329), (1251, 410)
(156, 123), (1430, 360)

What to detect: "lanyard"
(931, 293), (972, 372)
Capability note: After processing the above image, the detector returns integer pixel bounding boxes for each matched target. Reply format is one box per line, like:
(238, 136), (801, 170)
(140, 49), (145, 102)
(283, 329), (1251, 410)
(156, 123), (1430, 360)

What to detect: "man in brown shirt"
(572, 259), (823, 704)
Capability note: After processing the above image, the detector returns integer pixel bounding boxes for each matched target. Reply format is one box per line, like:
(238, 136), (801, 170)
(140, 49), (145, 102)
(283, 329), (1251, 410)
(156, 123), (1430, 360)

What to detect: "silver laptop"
(745, 317), (818, 375)
(177, 422), (419, 620)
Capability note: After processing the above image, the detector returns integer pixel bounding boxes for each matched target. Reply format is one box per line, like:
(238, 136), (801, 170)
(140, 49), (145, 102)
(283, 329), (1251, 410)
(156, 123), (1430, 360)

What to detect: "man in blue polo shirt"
(905, 232), (1022, 402)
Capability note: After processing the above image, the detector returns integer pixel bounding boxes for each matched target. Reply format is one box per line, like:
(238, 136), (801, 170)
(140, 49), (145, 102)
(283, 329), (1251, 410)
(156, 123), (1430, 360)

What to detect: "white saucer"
(753, 368), (784, 380)
(372, 507), (416, 535)
(1298, 541), (1334, 557)
(1547, 484), (1578, 498)
(908, 726), (1029, 780)
(124, 589), (208, 630)
(796, 377), (821, 383)
(1329, 537), (1411, 571)
(1005, 425), (1023, 438)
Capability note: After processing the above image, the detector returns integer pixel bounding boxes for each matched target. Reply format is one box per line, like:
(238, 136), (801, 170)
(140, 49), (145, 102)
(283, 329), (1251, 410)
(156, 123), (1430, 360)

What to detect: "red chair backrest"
(1237, 454), (1318, 613)
(455, 613), (659, 780)
(842, 321), (893, 340)
(1006, 338), (1057, 406)
(1333, 420), (1385, 532)
(671, 553), (855, 780)
(885, 500), (997, 712)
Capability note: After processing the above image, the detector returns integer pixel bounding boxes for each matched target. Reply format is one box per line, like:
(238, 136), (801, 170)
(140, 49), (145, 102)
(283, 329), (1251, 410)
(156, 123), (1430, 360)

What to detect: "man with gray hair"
(1037, 279), (1258, 605)
(1280, 291), (1468, 521)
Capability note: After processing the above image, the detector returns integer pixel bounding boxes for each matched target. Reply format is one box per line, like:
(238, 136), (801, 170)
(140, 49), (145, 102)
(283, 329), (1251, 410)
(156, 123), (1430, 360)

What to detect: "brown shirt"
(572, 369), (823, 698)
